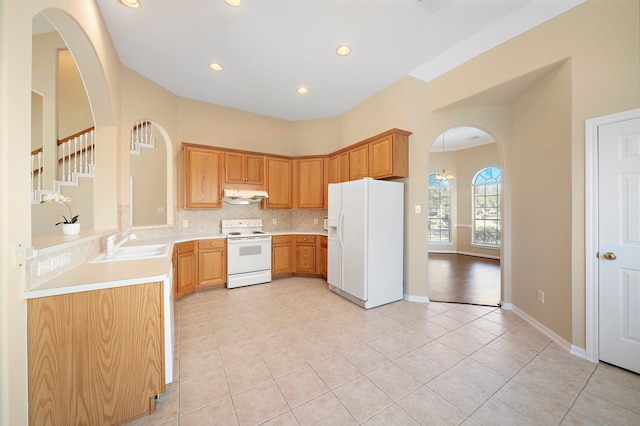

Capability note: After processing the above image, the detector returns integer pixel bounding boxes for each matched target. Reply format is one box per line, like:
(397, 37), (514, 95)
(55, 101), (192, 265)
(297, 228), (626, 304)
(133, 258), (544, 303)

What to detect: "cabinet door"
(294, 157), (325, 209)
(198, 250), (226, 287)
(294, 236), (316, 274)
(184, 145), (222, 208)
(225, 152), (264, 186)
(264, 157), (292, 209)
(176, 249), (197, 298)
(198, 239), (226, 287)
(349, 144), (369, 180)
(224, 152), (246, 184)
(272, 236), (293, 277)
(329, 151), (349, 183)
(319, 236), (328, 279)
(245, 154), (265, 185)
(369, 135), (394, 178)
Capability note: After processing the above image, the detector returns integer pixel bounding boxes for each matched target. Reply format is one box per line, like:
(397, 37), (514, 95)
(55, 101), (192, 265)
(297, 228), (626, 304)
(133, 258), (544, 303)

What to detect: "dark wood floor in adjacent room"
(428, 253), (501, 307)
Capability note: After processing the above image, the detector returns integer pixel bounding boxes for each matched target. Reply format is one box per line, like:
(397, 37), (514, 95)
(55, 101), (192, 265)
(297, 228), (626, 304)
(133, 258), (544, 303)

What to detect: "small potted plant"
(41, 193), (80, 235)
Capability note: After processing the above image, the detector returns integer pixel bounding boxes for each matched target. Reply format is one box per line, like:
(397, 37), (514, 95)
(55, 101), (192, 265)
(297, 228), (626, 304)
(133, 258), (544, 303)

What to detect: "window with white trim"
(428, 173), (451, 243)
(472, 167), (501, 247)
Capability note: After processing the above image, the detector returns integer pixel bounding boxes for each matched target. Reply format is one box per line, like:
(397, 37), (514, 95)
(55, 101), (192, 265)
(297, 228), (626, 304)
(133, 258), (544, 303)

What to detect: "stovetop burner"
(221, 219), (270, 238)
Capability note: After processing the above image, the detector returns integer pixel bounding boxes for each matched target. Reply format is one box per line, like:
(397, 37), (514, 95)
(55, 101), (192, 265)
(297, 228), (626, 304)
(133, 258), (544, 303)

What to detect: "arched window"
(472, 167), (501, 247)
(428, 173), (451, 243)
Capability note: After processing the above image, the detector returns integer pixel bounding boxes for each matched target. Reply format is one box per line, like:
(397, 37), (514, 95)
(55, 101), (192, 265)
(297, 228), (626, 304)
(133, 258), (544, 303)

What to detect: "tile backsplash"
(120, 204), (327, 239)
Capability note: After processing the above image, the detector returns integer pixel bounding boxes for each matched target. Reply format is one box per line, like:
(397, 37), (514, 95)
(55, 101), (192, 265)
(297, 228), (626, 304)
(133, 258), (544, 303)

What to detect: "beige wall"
(2, 0), (640, 422)
(57, 49), (93, 138)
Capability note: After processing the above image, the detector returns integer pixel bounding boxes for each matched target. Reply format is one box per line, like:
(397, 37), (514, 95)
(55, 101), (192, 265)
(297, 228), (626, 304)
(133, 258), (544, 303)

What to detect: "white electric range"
(221, 219), (272, 288)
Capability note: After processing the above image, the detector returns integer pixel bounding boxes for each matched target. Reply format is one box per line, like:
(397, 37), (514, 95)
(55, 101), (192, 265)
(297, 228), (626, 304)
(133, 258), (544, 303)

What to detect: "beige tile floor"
(126, 277), (640, 426)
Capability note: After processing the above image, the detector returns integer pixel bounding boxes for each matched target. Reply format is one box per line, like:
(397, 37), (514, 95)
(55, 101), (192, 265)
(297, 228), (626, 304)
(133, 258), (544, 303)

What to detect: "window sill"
(470, 243), (500, 250)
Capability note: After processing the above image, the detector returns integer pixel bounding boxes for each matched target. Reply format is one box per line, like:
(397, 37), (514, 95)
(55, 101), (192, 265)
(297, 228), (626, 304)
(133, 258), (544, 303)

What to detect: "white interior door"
(598, 116), (640, 374)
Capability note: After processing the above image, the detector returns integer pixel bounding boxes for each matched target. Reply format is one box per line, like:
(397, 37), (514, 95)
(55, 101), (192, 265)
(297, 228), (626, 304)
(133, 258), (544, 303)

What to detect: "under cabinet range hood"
(223, 189), (269, 205)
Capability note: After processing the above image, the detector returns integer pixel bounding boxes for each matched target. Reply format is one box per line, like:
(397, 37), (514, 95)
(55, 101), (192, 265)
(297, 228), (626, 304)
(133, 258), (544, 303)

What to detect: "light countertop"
(24, 231), (326, 299)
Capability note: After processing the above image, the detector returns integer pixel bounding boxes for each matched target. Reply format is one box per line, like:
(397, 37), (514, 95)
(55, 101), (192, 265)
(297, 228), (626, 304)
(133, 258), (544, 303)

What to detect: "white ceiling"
(91, 0), (584, 122)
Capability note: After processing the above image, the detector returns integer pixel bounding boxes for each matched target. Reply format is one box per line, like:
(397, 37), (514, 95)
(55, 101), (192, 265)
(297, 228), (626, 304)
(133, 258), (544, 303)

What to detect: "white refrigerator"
(327, 178), (404, 309)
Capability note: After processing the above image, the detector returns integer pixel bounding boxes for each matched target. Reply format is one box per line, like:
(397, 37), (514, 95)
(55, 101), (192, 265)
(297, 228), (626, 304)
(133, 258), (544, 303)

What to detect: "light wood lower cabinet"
(294, 235), (317, 274)
(27, 282), (164, 425)
(198, 239), (226, 288)
(175, 241), (197, 299)
(320, 236), (328, 279)
(272, 235), (293, 277)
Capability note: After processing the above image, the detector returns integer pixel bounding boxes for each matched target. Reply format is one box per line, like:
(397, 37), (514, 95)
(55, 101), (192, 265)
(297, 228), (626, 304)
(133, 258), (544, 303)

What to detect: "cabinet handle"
(321, 200), (324, 204)
(210, 243), (214, 246)
(185, 246), (190, 250)
(192, 255), (196, 259)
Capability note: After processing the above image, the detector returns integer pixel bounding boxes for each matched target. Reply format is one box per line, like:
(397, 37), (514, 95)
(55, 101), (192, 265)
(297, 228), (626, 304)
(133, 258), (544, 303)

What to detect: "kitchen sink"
(89, 243), (170, 262)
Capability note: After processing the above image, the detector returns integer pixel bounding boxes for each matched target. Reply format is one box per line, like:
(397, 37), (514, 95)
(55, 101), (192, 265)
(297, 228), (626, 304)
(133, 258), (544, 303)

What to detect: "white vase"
(62, 223), (80, 235)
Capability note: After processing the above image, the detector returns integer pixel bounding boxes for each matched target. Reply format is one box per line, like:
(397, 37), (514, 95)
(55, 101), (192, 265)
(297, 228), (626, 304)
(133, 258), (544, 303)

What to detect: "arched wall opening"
(425, 125), (508, 306)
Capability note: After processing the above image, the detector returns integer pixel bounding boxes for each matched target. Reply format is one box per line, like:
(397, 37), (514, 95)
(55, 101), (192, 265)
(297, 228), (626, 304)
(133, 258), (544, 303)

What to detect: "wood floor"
(428, 253), (501, 306)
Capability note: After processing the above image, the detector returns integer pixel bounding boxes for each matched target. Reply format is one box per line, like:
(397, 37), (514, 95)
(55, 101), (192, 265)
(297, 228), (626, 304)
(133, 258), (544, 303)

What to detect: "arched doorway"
(427, 126), (502, 306)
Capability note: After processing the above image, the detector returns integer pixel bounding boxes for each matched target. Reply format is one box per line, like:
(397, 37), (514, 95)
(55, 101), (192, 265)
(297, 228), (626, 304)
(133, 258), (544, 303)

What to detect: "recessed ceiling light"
(209, 63), (224, 72)
(297, 87), (309, 95)
(120, 0), (140, 8)
(224, 0), (242, 6)
(336, 45), (351, 56)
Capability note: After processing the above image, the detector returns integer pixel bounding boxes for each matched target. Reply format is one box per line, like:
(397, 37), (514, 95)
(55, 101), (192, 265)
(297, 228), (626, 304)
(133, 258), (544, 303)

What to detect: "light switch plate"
(415, 205), (421, 214)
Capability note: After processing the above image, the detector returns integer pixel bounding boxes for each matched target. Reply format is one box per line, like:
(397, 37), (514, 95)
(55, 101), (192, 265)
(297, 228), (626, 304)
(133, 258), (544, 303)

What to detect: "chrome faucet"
(106, 233), (136, 257)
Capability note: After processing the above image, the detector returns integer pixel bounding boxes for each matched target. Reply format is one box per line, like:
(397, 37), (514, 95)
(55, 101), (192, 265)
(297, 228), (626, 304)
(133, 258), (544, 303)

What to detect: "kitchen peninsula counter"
(24, 233), (226, 299)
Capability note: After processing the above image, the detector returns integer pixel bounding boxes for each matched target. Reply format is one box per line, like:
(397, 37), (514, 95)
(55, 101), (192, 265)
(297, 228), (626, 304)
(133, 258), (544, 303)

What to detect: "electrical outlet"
(415, 205), (421, 214)
(182, 220), (189, 228)
(314, 218), (318, 225)
(50, 255), (62, 270)
(537, 290), (545, 304)
(272, 218), (277, 225)
(37, 259), (51, 276)
(62, 252), (71, 265)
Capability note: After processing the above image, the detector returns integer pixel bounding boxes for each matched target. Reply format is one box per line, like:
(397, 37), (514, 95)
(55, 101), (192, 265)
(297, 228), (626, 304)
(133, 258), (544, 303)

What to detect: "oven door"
(227, 236), (272, 275)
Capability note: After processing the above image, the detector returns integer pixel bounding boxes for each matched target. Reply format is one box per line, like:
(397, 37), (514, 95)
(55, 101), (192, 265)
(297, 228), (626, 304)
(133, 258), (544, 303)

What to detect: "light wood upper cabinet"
(224, 152), (264, 187)
(348, 129), (410, 180)
(28, 282), (164, 425)
(183, 144), (223, 208)
(293, 157), (327, 209)
(263, 156), (292, 209)
(329, 151), (349, 184)
(349, 144), (369, 181)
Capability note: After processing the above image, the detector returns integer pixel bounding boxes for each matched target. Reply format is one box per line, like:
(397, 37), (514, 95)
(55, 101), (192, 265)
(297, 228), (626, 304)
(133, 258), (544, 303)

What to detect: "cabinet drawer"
(198, 239), (225, 249)
(295, 235), (315, 244)
(273, 235), (292, 244)
(177, 241), (195, 253)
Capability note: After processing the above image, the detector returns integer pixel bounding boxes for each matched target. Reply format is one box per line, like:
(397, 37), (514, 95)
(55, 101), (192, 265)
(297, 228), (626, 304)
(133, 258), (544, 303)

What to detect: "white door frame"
(584, 107), (640, 363)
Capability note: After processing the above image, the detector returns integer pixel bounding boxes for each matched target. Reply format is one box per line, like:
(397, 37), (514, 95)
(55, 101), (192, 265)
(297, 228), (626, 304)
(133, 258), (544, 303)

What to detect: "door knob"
(603, 252), (617, 260)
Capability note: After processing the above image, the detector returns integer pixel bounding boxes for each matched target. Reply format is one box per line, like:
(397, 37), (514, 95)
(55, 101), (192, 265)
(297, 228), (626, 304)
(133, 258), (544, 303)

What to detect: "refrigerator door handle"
(338, 211), (345, 248)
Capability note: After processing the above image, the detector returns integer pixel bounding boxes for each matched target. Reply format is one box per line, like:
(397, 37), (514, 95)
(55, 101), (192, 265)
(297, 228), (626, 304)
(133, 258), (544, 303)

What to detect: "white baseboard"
(570, 345), (588, 360)
(404, 294), (430, 303)
(428, 250), (501, 260)
(501, 302), (512, 309)
(510, 304), (572, 352)
(457, 250), (501, 260)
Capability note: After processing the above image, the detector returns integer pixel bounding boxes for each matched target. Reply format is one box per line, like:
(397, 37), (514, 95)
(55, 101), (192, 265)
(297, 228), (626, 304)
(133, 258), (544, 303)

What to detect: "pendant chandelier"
(435, 131), (455, 182)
